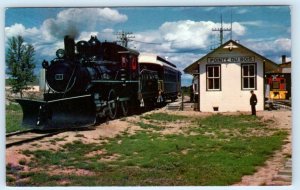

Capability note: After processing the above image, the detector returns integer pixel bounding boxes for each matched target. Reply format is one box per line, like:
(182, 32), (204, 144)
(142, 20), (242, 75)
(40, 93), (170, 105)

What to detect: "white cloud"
(237, 9), (249, 14)
(97, 8), (128, 23)
(41, 8), (128, 40)
(203, 7), (216, 11)
(77, 31), (101, 41)
(165, 53), (203, 71)
(102, 28), (114, 33)
(77, 29), (116, 42)
(5, 8), (128, 59)
(55, 8), (127, 26)
(160, 20), (214, 49)
(131, 30), (166, 53)
(231, 22), (246, 35)
(166, 53), (201, 86)
(274, 38), (291, 52)
(127, 19), (246, 85)
(35, 41), (64, 57)
(239, 21), (264, 27)
(245, 38), (291, 53)
(5, 23), (39, 39)
(158, 20), (245, 50)
(243, 38), (291, 63)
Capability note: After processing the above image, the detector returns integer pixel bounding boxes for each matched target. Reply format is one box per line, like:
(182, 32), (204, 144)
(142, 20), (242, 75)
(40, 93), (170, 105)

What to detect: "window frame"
(241, 63), (257, 90)
(206, 64), (221, 91)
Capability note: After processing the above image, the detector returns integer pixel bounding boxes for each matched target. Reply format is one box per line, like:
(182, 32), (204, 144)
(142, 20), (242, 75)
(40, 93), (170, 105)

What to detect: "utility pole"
(116, 31), (135, 47)
(230, 9), (233, 40)
(212, 14), (232, 46)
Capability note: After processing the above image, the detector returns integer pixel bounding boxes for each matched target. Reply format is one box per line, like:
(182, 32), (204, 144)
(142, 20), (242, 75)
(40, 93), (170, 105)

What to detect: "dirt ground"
(6, 108), (292, 186)
(233, 110), (292, 186)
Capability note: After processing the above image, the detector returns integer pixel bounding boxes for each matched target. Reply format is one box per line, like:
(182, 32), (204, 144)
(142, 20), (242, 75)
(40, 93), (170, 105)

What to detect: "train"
(265, 74), (289, 100)
(16, 35), (181, 129)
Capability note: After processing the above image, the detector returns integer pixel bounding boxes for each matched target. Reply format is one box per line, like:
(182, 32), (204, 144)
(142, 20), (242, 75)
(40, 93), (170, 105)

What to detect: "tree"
(6, 35), (36, 98)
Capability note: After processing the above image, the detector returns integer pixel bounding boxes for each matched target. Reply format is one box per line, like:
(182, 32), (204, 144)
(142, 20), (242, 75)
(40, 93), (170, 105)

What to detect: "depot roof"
(184, 40), (279, 74)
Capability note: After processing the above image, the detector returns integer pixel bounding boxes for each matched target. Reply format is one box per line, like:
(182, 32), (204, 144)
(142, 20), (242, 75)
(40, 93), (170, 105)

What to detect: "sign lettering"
(207, 56), (255, 63)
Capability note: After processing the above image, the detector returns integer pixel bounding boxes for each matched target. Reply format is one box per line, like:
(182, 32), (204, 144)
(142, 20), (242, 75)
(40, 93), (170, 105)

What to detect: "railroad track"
(6, 129), (61, 148)
(5, 103), (169, 148)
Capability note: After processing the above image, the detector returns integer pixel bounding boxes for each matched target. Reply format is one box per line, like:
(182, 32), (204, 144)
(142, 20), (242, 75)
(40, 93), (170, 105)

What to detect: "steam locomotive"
(16, 35), (181, 129)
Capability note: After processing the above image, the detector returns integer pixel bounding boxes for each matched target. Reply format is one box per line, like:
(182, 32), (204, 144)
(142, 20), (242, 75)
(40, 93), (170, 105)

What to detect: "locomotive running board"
(16, 95), (96, 130)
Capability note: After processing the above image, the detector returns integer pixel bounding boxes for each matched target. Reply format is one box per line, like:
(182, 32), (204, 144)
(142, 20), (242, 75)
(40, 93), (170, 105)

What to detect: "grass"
(137, 121), (163, 130)
(141, 112), (189, 122)
(6, 103), (24, 133)
(22, 140), (107, 171)
(48, 137), (67, 144)
(18, 159), (27, 166)
(8, 113), (288, 186)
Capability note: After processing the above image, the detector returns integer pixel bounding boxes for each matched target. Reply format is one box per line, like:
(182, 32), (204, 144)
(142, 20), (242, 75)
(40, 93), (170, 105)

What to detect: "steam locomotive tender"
(16, 35), (181, 129)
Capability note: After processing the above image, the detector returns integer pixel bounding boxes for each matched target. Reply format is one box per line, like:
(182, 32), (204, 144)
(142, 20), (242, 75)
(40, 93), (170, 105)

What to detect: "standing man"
(250, 90), (257, 116)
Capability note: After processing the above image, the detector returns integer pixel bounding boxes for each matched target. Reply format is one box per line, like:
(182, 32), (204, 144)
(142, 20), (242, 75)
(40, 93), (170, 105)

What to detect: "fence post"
(181, 91), (184, 111)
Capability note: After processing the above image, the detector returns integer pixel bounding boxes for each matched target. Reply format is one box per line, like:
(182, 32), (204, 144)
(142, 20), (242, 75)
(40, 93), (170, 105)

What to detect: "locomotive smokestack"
(282, 55), (286, 64)
(64, 35), (75, 60)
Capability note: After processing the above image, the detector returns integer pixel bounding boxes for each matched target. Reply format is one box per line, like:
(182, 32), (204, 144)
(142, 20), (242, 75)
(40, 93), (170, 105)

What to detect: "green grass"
(141, 112), (189, 122)
(8, 113), (288, 186)
(48, 137), (67, 143)
(22, 140), (107, 171)
(137, 121), (163, 130)
(6, 103), (24, 133)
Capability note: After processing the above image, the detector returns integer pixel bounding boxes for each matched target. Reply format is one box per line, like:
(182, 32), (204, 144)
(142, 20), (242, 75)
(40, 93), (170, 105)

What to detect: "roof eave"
(184, 39), (279, 73)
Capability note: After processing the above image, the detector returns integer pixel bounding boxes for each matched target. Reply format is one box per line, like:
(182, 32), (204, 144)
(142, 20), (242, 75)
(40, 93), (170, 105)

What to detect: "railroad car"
(138, 53), (181, 103)
(16, 35), (181, 129)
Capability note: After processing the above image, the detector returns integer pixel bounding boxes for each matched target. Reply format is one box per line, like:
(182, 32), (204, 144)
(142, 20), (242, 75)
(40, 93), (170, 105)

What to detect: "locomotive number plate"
(55, 74), (64, 80)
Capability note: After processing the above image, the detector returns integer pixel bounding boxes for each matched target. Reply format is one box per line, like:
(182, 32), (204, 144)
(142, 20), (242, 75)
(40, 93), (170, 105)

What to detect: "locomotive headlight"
(56, 49), (65, 59)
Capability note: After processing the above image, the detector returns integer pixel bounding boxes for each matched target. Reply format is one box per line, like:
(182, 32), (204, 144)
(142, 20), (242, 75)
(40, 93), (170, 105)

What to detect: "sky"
(5, 6), (291, 86)
(2, 3), (300, 190)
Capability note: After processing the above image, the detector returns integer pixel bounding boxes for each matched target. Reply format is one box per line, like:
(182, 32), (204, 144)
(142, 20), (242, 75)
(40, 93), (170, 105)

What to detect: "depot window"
(241, 63), (256, 90)
(206, 65), (221, 91)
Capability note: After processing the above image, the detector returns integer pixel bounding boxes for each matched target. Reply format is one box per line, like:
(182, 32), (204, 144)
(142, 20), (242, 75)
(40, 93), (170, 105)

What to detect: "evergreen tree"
(6, 35), (36, 98)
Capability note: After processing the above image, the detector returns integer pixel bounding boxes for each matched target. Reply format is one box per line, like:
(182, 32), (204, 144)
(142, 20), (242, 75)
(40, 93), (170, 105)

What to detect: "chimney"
(281, 55), (286, 64)
(64, 35), (75, 60)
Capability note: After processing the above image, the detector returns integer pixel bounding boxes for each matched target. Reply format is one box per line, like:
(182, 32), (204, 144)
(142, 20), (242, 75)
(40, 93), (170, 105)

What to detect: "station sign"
(207, 56), (255, 63)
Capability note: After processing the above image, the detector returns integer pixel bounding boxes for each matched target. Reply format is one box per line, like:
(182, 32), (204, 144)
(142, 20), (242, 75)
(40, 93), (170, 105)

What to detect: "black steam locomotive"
(16, 35), (181, 129)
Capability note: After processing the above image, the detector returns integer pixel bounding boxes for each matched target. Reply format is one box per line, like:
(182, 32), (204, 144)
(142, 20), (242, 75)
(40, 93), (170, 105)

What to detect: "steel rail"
(6, 131), (61, 148)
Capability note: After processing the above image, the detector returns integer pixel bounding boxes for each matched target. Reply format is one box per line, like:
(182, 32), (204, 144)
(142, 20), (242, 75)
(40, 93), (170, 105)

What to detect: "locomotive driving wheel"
(121, 101), (129, 116)
(107, 89), (118, 119)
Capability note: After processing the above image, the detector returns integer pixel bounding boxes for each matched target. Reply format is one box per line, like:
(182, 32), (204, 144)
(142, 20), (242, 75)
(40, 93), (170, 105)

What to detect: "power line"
(131, 39), (161, 45)
(115, 31), (135, 47)
(132, 37), (203, 46)
(132, 39), (191, 45)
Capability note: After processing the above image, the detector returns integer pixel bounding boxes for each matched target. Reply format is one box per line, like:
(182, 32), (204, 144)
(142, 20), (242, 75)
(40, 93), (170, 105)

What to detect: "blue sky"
(5, 6), (291, 86)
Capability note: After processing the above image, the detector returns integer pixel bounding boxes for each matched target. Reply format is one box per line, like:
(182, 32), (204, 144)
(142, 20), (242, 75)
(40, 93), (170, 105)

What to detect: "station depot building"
(184, 40), (278, 112)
